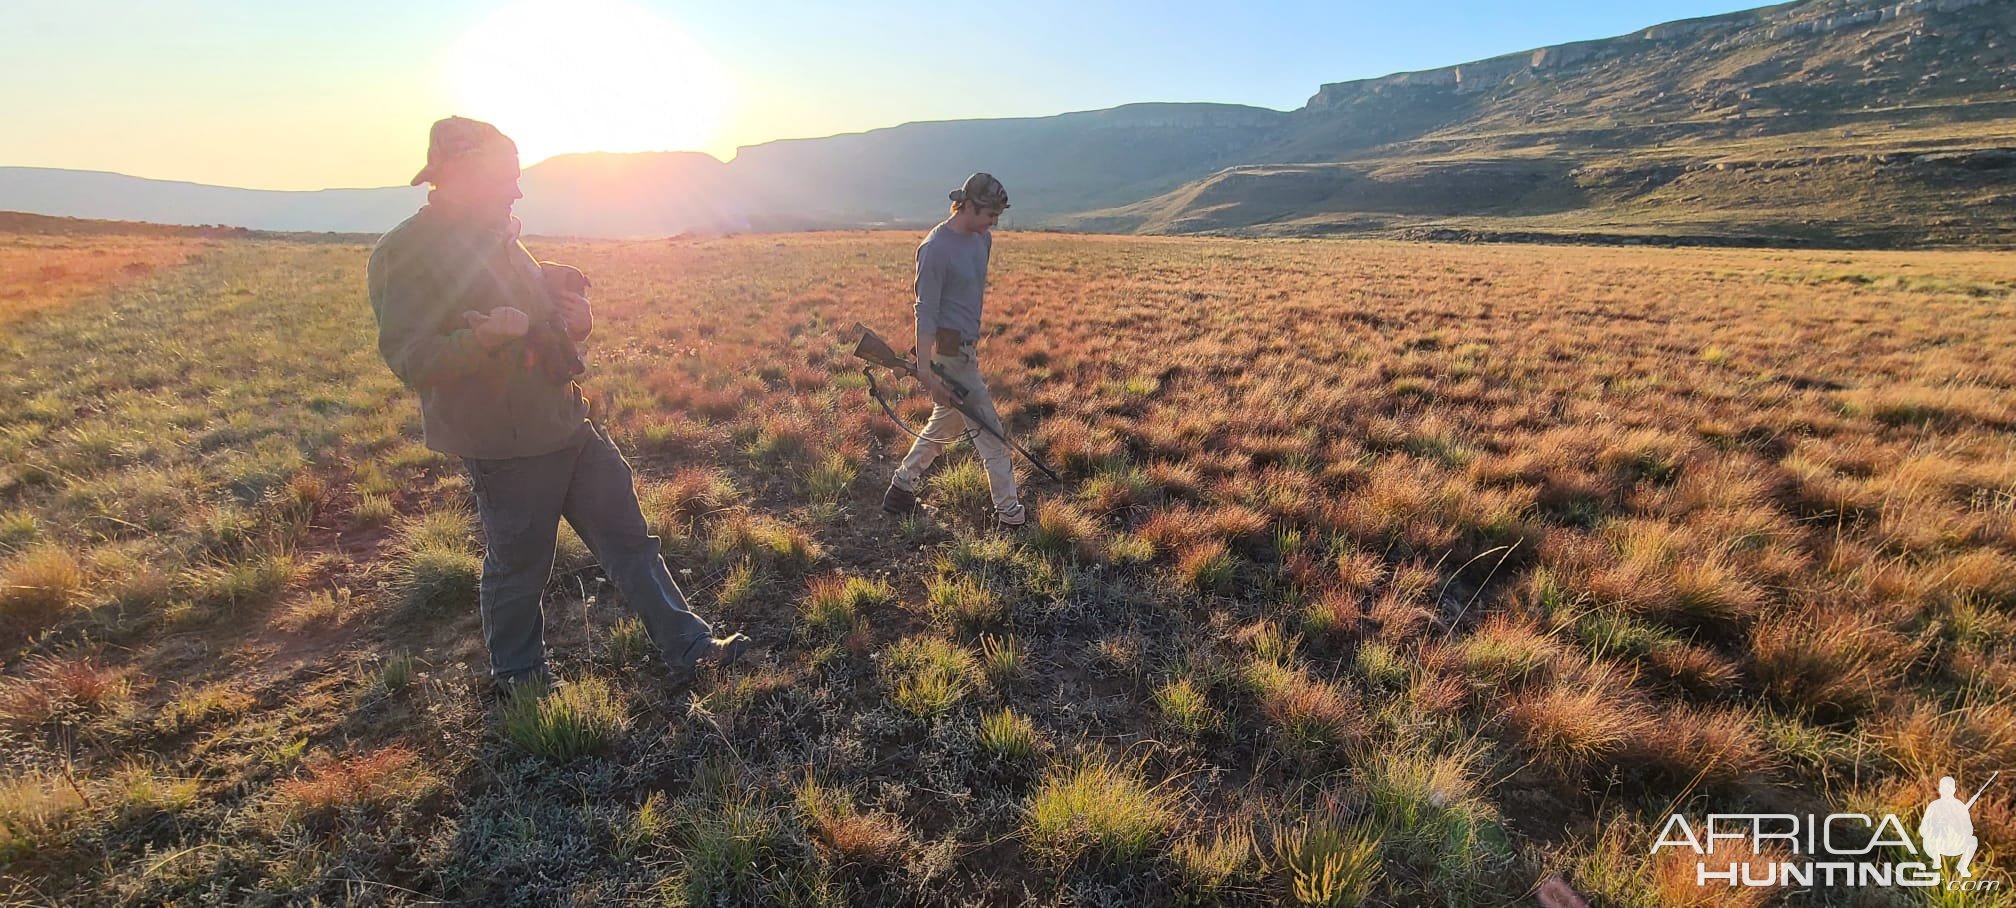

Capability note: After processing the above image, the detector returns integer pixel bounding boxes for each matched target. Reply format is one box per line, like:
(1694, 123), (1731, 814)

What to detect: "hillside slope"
(1066, 0), (2016, 244)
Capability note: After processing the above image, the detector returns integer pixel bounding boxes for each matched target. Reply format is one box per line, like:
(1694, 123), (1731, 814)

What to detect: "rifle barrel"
(1966, 770), (2000, 809)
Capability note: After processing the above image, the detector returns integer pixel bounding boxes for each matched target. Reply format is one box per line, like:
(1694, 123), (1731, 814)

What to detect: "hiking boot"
(996, 500), (1028, 528)
(668, 633), (753, 685)
(882, 483), (918, 515)
(492, 668), (554, 700)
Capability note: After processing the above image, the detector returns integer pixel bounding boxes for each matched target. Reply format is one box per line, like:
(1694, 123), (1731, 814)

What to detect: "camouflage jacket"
(367, 207), (587, 460)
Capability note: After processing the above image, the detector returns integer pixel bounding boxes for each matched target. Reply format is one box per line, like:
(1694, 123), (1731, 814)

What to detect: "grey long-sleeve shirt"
(913, 221), (991, 343)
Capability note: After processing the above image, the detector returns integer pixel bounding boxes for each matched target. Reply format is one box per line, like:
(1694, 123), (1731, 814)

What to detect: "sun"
(439, 0), (733, 165)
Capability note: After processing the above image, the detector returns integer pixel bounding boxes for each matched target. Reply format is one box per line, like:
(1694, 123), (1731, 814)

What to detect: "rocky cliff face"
(1305, 0), (1998, 107)
(1066, 0), (2016, 245)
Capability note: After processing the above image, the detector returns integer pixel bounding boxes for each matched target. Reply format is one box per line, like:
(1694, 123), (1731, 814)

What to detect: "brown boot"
(882, 483), (918, 515)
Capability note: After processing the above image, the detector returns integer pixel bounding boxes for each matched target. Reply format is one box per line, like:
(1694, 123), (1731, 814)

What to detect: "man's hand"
(464, 306), (530, 349)
(554, 291), (593, 341)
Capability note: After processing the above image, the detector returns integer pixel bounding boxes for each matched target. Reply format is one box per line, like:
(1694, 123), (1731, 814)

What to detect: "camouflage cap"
(949, 172), (1009, 210)
(410, 116), (518, 187)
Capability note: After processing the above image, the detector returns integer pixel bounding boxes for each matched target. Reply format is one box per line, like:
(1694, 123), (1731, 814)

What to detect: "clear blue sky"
(2, 0), (1768, 190)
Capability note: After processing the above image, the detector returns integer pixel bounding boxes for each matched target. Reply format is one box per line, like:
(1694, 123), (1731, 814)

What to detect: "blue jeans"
(463, 422), (714, 682)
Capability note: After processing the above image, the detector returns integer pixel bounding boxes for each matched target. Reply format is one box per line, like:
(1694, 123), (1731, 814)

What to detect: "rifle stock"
(851, 324), (917, 374)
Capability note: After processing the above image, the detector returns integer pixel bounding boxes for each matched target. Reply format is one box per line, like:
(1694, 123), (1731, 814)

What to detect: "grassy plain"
(1, 226), (2012, 905)
(0, 232), (216, 324)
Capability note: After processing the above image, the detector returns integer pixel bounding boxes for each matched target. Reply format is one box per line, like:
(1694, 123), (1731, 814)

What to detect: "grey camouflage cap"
(410, 116), (518, 187)
(949, 172), (1009, 210)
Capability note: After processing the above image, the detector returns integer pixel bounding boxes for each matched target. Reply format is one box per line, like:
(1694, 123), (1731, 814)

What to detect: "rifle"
(852, 323), (1060, 483)
(1967, 771), (2000, 810)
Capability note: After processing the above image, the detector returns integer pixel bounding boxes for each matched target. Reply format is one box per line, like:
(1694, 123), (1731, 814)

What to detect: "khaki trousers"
(891, 346), (1022, 520)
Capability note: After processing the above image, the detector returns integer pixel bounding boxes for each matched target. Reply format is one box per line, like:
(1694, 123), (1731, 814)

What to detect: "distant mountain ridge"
(0, 167), (427, 235)
(4, 0), (2011, 246)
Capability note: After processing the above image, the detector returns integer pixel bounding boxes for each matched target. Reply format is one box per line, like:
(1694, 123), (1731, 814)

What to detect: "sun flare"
(439, 0), (733, 165)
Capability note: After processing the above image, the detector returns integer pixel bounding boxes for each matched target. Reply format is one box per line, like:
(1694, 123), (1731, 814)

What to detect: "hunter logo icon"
(1650, 769), (2008, 890)
(1922, 772), (1997, 879)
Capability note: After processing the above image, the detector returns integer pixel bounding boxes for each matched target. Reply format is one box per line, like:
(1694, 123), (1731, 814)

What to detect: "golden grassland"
(0, 228), (2012, 905)
(0, 233), (217, 324)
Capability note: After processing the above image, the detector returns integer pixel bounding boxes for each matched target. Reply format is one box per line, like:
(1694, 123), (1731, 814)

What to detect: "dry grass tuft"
(1750, 607), (1912, 719)
(499, 677), (630, 762)
(0, 771), (89, 858)
(881, 636), (978, 717)
(1244, 656), (1366, 753)
(800, 573), (891, 640)
(1636, 705), (1777, 788)
(1023, 757), (1176, 866)
(644, 466), (739, 526)
(1029, 499), (1103, 560)
(797, 778), (910, 864)
(0, 656), (134, 728)
(1453, 614), (1565, 686)
(1500, 666), (1655, 772)
(978, 708), (1045, 761)
(1268, 813), (1383, 907)
(0, 545), (85, 638)
(273, 745), (436, 820)
(924, 573), (1004, 631)
(1176, 540), (1236, 593)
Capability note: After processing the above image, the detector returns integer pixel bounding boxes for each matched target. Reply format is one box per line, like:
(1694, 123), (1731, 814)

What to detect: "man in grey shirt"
(882, 173), (1026, 526)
